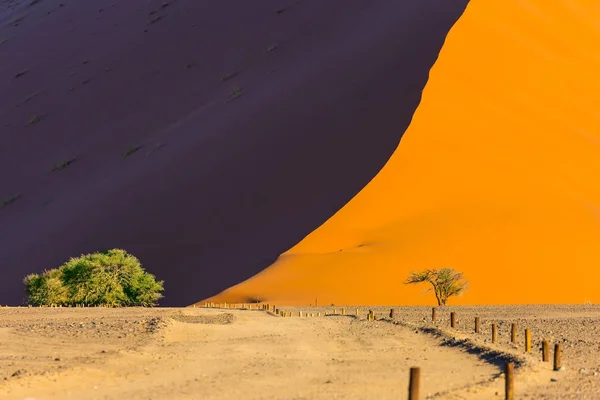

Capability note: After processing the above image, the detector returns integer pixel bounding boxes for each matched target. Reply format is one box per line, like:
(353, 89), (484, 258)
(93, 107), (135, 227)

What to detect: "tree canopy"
(24, 249), (164, 307)
(405, 268), (468, 306)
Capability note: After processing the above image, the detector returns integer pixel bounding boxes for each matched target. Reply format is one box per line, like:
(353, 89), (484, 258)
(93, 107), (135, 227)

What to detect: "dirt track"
(0, 306), (598, 399)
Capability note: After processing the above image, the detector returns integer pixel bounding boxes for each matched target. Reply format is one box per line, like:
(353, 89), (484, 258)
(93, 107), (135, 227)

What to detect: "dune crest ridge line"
(204, 0), (600, 306)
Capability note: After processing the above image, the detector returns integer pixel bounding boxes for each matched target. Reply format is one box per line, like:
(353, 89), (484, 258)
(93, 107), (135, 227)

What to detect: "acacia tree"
(405, 268), (468, 306)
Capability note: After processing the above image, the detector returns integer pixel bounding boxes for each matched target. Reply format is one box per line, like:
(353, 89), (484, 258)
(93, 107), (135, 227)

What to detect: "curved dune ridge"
(204, 0), (600, 306)
(0, 0), (468, 305)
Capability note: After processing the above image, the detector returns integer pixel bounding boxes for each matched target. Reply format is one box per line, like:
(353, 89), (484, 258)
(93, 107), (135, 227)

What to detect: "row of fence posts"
(201, 304), (562, 399)
(403, 309), (563, 400)
(201, 304), (383, 321)
(443, 310), (562, 371)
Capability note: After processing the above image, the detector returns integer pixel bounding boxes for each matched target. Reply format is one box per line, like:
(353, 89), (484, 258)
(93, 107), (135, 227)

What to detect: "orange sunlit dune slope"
(204, 0), (600, 306)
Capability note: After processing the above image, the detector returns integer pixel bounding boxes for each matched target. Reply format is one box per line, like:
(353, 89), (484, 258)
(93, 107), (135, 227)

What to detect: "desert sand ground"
(1, 305), (598, 399)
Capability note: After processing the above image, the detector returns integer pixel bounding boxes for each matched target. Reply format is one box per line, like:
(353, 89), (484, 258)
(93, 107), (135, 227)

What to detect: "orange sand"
(204, 0), (600, 306)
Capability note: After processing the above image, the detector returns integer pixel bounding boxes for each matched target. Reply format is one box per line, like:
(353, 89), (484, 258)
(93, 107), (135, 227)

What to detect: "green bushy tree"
(24, 249), (164, 307)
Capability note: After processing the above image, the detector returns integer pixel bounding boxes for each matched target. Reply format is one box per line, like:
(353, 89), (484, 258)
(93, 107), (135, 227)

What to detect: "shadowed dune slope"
(0, 0), (469, 305)
(204, 0), (600, 307)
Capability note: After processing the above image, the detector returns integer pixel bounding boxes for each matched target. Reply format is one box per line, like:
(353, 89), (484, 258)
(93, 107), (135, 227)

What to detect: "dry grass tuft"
(150, 15), (163, 24)
(25, 114), (42, 126)
(121, 145), (142, 159)
(1, 194), (22, 209)
(225, 86), (244, 103)
(51, 158), (76, 172)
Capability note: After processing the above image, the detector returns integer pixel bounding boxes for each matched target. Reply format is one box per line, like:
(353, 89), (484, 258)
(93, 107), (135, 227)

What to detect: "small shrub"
(1, 193), (21, 209)
(51, 157), (76, 172)
(150, 15), (163, 24)
(24, 249), (164, 307)
(25, 114), (42, 126)
(225, 86), (243, 103)
(121, 145), (141, 159)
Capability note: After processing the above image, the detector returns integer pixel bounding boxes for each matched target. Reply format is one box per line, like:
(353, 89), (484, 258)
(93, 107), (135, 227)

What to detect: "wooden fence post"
(511, 323), (517, 343)
(408, 367), (420, 400)
(342, 308), (346, 315)
(492, 323), (498, 344)
(554, 344), (562, 371)
(390, 308), (395, 319)
(450, 312), (456, 328)
(525, 329), (531, 353)
(356, 308), (359, 316)
(542, 340), (549, 362)
(432, 307), (436, 322)
(505, 362), (514, 400)
(474, 316), (480, 333)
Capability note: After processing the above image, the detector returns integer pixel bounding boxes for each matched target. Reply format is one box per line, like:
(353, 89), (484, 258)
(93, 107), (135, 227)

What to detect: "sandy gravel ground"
(279, 305), (600, 399)
(0, 305), (598, 399)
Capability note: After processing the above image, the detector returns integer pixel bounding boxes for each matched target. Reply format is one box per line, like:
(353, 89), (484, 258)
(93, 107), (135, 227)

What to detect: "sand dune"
(206, 0), (600, 306)
(0, 0), (468, 305)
